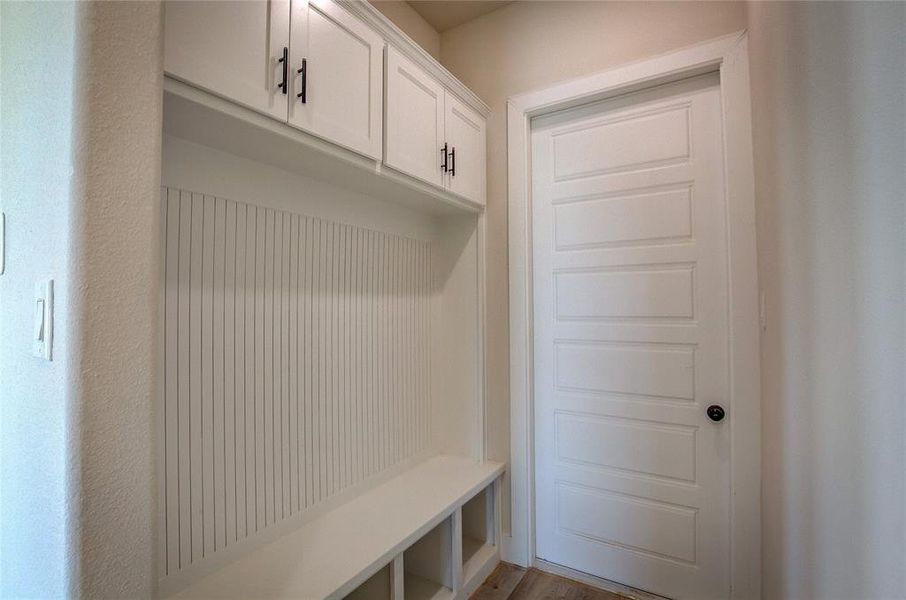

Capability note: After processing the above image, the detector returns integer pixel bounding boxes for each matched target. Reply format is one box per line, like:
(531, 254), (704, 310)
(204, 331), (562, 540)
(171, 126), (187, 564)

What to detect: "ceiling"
(407, 1), (513, 32)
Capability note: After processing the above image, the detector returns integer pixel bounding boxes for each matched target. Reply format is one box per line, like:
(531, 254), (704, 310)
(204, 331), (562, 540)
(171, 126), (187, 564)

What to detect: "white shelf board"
(462, 540), (497, 587)
(169, 455), (504, 599)
(462, 534), (487, 567)
(163, 77), (481, 217)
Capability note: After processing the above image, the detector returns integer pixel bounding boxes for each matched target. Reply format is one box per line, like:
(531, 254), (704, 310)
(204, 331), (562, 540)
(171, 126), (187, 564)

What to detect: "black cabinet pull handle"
(276, 47), (288, 94)
(297, 58), (307, 103)
(440, 143), (448, 172)
(450, 146), (455, 177)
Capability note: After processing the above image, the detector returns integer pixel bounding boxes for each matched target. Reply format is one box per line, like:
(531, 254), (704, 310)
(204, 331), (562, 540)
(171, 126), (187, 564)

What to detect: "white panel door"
(288, 0), (384, 159)
(532, 73), (730, 600)
(444, 91), (487, 205)
(164, 0), (290, 121)
(384, 47), (445, 187)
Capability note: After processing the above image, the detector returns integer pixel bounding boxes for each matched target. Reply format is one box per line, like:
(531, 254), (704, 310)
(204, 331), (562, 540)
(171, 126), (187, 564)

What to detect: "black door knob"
(706, 405), (725, 422)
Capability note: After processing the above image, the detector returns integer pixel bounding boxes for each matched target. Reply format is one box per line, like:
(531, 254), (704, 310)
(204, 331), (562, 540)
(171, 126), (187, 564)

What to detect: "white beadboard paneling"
(289, 214), (299, 515)
(202, 194), (215, 557)
(263, 207), (274, 529)
(213, 196), (226, 551)
(164, 189), (181, 572)
(243, 203), (256, 538)
(255, 206), (266, 532)
(189, 192), (204, 562)
(177, 189), (192, 567)
(224, 200), (237, 545)
(160, 186), (432, 577)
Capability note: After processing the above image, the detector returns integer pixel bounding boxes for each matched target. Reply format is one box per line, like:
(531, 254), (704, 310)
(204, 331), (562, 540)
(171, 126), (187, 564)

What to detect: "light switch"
(32, 280), (53, 360)
(1, 212), (5, 275)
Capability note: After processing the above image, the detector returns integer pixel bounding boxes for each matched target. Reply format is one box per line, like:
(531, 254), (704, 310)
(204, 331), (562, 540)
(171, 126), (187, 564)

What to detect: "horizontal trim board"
(163, 79), (482, 217)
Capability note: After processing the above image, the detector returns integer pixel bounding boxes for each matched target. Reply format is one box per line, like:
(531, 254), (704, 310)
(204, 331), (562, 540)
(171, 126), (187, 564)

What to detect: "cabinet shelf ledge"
(164, 77), (483, 218)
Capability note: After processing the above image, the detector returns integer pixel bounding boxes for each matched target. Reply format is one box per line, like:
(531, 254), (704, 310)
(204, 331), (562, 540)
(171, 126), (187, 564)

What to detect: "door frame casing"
(504, 31), (761, 599)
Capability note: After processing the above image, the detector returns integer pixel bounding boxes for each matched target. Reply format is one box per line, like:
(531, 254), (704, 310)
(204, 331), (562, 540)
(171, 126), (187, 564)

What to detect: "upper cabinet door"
(444, 92), (487, 205)
(164, 0), (290, 121)
(289, 0), (384, 160)
(384, 47), (445, 188)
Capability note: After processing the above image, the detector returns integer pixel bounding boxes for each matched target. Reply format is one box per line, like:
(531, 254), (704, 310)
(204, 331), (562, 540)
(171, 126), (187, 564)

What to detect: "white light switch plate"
(0, 212), (5, 275)
(33, 280), (53, 360)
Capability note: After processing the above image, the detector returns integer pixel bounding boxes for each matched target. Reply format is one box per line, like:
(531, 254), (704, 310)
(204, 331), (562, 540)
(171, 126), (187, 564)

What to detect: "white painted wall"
(0, 2), (78, 596)
(437, 0), (748, 531)
(747, 3), (906, 598)
(369, 0), (441, 60)
(2, 2), (163, 597)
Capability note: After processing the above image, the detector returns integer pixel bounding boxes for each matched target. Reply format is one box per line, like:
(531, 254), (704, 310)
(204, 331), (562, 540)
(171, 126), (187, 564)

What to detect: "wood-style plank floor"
(470, 563), (633, 600)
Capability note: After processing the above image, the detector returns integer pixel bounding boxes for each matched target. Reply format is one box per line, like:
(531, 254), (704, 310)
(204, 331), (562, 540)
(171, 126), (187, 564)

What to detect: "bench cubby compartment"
(404, 516), (455, 600)
(462, 485), (493, 562)
(343, 561), (394, 600)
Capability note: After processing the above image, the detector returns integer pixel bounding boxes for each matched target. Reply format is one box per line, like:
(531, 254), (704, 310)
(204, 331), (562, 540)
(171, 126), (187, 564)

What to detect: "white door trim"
(504, 31), (761, 600)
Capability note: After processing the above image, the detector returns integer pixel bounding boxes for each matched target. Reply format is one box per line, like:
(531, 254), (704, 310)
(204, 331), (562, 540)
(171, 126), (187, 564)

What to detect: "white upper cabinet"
(164, 1), (488, 210)
(384, 47), (446, 188)
(164, 0), (290, 121)
(444, 91), (487, 205)
(384, 48), (487, 205)
(289, 0), (384, 159)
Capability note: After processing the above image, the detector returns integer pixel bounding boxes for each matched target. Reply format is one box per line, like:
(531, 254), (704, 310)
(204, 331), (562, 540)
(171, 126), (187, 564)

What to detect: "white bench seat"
(171, 455), (504, 599)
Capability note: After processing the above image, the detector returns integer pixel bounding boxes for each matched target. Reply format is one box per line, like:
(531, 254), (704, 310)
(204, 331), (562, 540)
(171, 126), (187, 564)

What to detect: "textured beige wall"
(70, 1), (164, 596)
(438, 0), (747, 529)
(370, 0), (441, 59)
(747, 3), (905, 598)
